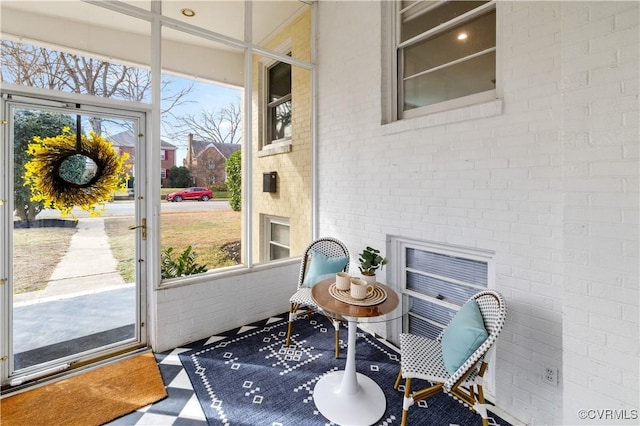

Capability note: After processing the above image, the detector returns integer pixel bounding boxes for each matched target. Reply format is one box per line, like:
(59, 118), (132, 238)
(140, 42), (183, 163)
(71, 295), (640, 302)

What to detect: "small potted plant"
(358, 246), (388, 285)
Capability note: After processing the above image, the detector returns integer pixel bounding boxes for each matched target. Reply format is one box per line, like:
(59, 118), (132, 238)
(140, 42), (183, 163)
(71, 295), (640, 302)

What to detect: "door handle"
(128, 218), (146, 240)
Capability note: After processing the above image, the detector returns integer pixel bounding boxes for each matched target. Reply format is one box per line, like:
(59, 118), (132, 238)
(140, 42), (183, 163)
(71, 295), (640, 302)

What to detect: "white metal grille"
(400, 242), (492, 338)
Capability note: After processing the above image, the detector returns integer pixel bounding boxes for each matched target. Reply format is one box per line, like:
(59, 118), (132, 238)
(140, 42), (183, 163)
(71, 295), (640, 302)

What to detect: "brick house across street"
(185, 133), (241, 188)
(110, 130), (177, 187)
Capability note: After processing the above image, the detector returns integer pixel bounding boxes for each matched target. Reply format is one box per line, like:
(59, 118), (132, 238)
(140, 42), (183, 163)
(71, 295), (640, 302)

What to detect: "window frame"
(263, 215), (290, 261)
(259, 45), (293, 156)
(266, 61), (292, 144)
(396, 0), (497, 120)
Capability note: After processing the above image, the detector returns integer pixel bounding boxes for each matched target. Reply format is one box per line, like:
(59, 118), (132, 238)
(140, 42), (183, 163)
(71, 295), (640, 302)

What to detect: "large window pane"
(268, 61), (292, 143)
(398, 2), (495, 115)
(160, 26), (244, 278)
(401, 1), (489, 42)
(403, 10), (496, 77)
(404, 51), (496, 110)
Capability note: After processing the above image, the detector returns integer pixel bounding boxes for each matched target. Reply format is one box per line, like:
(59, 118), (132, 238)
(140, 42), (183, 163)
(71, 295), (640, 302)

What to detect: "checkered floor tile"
(106, 317), (282, 426)
(106, 347), (208, 426)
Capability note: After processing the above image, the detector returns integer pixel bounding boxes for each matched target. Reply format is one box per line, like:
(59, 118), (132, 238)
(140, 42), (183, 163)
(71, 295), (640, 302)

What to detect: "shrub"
(226, 150), (241, 211)
(160, 245), (207, 279)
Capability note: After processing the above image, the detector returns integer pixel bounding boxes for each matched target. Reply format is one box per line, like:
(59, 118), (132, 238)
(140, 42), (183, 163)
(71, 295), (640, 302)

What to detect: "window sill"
(258, 139), (292, 157)
(156, 257), (301, 290)
(382, 98), (503, 136)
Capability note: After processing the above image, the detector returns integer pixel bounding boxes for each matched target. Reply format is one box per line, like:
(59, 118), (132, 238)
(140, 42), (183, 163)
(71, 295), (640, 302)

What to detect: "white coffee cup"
(350, 278), (374, 300)
(336, 272), (351, 291)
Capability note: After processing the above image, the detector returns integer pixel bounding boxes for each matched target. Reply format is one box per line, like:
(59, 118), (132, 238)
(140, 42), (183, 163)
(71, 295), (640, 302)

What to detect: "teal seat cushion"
(302, 250), (349, 288)
(441, 299), (489, 376)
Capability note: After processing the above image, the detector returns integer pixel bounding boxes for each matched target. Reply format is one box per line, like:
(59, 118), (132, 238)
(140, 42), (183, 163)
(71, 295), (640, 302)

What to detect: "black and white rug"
(180, 314), (512, 426)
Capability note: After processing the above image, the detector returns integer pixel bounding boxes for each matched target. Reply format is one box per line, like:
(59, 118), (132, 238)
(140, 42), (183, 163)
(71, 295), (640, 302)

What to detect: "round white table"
(311, 279), (400, 426)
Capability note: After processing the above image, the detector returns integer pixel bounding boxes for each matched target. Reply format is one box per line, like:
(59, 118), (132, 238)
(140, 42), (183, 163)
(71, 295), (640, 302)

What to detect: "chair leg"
(476, 361), (489, 426)
(477, 383), (489, 426)
(285, 303), (297, 347)
(401, 377), (412, 426)
(394, 368), (403, 390)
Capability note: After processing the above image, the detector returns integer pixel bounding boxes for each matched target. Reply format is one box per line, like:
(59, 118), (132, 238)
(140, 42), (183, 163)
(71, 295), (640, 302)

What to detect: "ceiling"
(0, 0), (310, 86)
(0, 0), (308, 48)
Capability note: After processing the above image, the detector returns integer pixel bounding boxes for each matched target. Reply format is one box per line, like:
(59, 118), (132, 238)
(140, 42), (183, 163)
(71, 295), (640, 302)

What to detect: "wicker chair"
(285, 237), (350, 358)
(394, 290), (507, 426)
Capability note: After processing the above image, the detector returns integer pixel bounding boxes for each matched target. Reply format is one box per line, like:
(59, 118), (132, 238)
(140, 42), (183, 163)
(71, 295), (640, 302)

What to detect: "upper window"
(397, 1), (496, 119)
(266, 60), (292, 144)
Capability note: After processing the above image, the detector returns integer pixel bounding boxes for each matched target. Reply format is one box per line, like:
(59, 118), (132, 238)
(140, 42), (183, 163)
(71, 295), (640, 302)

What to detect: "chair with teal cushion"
(285, 237), (349, 358)
(394, 290), (507, 426)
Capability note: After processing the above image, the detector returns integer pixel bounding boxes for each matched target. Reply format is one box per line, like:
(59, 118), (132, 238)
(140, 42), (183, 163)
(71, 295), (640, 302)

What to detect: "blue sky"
(162, 76), (243, 166)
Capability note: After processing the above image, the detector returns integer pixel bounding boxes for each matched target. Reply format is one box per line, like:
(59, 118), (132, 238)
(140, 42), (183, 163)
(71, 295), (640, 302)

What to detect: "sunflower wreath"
(24, 127), (131, 217)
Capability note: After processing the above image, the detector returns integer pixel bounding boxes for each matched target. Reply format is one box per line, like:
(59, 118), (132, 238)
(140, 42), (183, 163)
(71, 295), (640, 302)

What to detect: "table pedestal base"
(313, 370), (386, 426)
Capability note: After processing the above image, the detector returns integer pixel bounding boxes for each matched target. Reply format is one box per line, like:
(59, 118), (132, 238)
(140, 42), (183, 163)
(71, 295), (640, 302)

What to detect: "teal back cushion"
(302, 250), (349, 288)
(441, 299), (489, 376)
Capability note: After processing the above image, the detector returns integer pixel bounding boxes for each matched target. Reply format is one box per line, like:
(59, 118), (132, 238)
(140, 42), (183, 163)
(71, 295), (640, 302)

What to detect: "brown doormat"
(1, 351), (167, 426)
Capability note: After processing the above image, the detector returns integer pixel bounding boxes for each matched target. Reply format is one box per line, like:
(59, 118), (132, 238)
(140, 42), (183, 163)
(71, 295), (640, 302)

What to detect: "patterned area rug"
(180, 314), (512, 426)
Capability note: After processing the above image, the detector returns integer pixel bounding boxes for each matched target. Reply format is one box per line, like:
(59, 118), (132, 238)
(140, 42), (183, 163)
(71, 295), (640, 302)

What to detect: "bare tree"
(171, 99), (242, 145)
(1, 40), (193, 134)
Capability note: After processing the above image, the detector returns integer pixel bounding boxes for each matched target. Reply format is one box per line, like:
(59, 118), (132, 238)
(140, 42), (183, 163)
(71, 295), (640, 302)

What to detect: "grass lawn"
(13, 210), (241, 293)
(104, 209), (241, 281)
(160, 209), (241, 268)
(103, 218), (136, 283)
(13, 226), (77, 293)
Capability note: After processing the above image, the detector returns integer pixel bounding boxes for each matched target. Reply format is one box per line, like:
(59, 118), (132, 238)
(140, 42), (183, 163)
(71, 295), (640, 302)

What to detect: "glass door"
(1, 94), (146, 388)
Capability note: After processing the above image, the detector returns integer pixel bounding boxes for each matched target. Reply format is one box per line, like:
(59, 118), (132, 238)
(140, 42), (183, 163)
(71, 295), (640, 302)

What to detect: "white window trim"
(263, 215), (290, 262)
(382, 97), (503, 136)
(391, 0), (501, 123)
(259, 39), (293, 154)
(257, 139), (292, 157)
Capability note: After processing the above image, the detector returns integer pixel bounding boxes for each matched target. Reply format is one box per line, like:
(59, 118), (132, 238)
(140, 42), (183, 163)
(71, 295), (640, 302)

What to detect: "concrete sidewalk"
(13, 285), (135, 353)
(14, 217), (125, 306)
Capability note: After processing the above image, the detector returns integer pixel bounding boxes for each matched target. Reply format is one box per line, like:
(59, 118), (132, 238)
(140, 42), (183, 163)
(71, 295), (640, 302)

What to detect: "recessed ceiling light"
(181, 8), (196, 18)
(457, 32), (468, 41)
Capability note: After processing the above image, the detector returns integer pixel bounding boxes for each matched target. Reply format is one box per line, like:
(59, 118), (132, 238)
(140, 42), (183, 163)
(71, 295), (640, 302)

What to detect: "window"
(266, 60), (291, 144)
(160, 150), (166, 161)
(397, 1), (496, 119)
(161, 168), (166, 179)
(393, 238), (493, 340)
(264, 216), (290, 261)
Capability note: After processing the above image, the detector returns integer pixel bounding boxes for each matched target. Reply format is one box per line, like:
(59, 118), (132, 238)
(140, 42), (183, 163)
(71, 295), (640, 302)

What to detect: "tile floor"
(107, 317), (278, 426)
(107, 346), (208, 426)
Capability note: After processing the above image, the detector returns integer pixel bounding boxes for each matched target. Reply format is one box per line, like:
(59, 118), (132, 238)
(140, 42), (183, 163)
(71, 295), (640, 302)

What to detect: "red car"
(166, 187), (213, 202)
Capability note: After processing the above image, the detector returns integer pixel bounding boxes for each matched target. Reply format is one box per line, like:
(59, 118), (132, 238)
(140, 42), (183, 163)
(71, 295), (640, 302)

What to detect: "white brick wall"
(561, 1), (640, 425)
(153, 262), (298, 352)
(316, 1), (638, 425)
